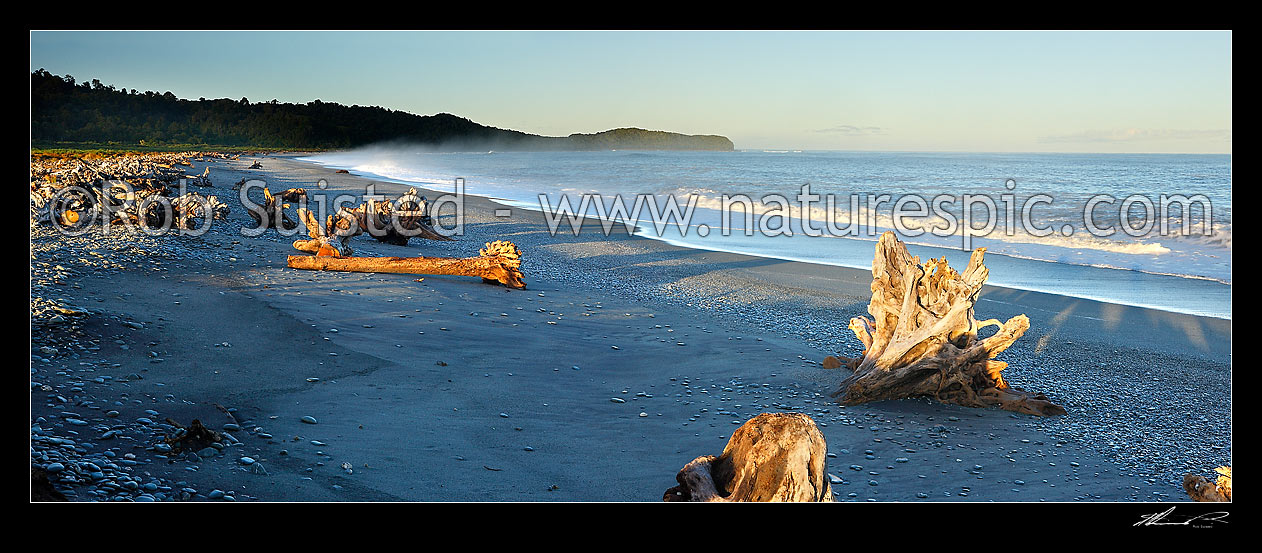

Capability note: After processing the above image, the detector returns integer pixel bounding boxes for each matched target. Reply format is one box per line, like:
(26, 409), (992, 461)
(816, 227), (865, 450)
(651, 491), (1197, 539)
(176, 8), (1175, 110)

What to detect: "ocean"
(298, 149), (1232, 319)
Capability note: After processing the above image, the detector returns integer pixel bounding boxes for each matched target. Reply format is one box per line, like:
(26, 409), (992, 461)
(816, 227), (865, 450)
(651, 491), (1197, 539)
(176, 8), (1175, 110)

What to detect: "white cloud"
(812, 124), (886, 136)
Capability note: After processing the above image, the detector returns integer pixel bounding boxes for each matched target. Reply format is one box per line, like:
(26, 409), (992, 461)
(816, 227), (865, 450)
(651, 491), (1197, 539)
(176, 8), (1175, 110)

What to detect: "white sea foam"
(299, 148), (1232, 317)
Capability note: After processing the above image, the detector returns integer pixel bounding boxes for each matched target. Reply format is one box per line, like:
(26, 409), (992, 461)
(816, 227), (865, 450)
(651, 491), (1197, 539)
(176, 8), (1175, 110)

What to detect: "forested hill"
(31, 70), (735, 152)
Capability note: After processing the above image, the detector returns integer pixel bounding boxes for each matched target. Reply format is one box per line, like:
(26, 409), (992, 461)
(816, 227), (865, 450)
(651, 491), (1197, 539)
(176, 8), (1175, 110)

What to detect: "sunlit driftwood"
(1183, 466), (1231, 502)
(287, 240), (525, 289)
(292, 207), (361, 258)
(831, 231), (1064, 416)
(663, 413), (833, 502)
(346, 188), (451, 245)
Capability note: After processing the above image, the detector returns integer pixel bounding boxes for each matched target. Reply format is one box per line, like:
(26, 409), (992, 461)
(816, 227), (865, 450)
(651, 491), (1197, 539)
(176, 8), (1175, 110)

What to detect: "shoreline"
(31, 153), (1232, 502)
(293, 152), (1232, 320)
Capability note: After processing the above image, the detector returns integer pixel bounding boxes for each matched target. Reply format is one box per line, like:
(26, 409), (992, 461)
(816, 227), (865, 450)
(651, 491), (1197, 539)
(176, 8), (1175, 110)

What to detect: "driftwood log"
(1183, 466), (1231, 502)
(831, 232), (1064, 416)
(288, 240), (526, 289)
(664, 413), (833, 502)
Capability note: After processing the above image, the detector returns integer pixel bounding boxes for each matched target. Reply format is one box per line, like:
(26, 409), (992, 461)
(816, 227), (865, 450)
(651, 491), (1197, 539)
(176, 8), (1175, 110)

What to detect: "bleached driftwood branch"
(831, 231), (1064, 416)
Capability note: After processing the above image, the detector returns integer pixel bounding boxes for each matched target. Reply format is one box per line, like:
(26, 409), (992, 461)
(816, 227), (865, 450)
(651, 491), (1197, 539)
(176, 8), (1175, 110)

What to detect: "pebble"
(301, 416), (318, 424)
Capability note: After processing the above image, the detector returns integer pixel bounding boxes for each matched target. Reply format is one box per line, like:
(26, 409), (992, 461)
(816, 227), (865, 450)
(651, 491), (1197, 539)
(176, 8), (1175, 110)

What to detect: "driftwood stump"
(248, 186), (297, 231)
(347, 188), (451, 245)
(287, 240), (526, 289)
(1183, 466), (1231, 502)
(292, 207), (361, 258)
(832, 232), (1064, 416)
(664, 413), (833, 502)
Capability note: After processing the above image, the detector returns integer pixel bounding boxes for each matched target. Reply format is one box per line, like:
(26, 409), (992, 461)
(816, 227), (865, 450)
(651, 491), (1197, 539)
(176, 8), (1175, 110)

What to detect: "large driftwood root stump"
(664, 413), (833, 502)
(346, 188), (452, 245)
(288, 240), (526, 289)
(248, 186), (300, 231)
(832, 232), (1064, 416)
(1183, 466), (1231, 502)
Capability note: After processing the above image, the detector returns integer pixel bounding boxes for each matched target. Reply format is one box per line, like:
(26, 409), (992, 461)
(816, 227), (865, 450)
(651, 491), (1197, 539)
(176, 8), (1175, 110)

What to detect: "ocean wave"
(684, 193), (1182, 257)
(1167, 223), (1232, 249)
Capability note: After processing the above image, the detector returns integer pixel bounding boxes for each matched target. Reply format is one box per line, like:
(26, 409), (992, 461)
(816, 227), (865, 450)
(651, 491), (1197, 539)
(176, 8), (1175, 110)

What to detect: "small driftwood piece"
(292, 207), (360, 258)
(664, 413), (833, 502)
(1183, 466), (1231, 502)
(832, 231), (1064, 416)
(163, 419), (223, 455)
(276, 187), (308, 203)
(183, 166), (212, 187)
(288, 240), (526, 289)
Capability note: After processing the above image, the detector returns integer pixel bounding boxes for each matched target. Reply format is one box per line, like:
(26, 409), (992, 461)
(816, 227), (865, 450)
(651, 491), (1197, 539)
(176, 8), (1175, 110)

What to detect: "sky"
(30, 30), (1232, 153)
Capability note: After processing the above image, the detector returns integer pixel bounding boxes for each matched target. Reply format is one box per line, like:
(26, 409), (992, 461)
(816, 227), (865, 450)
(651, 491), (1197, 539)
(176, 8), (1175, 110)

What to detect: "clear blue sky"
(30, 30), (1232, 153)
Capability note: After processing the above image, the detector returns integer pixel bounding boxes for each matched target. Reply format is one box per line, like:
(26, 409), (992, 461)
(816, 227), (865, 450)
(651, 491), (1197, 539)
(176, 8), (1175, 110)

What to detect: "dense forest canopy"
(30, 70), (734, 152)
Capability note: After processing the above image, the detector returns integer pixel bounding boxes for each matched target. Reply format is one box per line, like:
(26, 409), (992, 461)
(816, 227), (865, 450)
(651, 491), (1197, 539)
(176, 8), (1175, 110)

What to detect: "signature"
(1135, 506), (1229, 527)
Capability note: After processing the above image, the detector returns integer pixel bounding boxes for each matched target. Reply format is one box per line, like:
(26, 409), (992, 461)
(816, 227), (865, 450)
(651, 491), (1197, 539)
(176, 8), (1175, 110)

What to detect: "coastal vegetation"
(31, 70), (734, 152)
